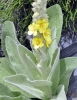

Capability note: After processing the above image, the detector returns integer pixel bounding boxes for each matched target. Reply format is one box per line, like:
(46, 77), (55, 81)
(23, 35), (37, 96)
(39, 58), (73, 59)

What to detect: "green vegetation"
(47, 0), (77, 32)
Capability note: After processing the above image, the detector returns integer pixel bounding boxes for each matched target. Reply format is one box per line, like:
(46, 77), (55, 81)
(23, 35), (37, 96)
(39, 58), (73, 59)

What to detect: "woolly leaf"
(47, 4), (63, 43)
(18, 45), (42, 80)
(0, 83), (21, 97)
(17, 44), (37, 64)
(51, 85), (67, 100)
(2, 21), (19, 56)
(0, 95), (31, 100)
(1, 57), (15, 75)
(47, 48), (60, 95)
(4, 74), (45, 99)
(5, 36), (27, 74)
(27, 79), (52, 87)
(59, 57), (77, 92)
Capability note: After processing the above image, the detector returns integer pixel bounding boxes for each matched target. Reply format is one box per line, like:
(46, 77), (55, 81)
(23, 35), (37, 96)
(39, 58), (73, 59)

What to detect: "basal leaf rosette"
(1, 0), (75, 100)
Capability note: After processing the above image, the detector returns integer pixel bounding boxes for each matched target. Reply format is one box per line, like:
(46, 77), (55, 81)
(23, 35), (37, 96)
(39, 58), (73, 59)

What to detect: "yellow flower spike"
(32, 38), (44, 49)
(28, 23), (38, 36)
(43, 28), (51, 40)
(36, 19), (49, 33)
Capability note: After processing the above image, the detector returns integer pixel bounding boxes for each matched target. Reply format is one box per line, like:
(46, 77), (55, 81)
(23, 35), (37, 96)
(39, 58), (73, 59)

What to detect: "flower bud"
(32, 12), (39, 18)
(37, 0), (41, 4)
(32, 2), (37, 7)
(32, 8), (36, 12)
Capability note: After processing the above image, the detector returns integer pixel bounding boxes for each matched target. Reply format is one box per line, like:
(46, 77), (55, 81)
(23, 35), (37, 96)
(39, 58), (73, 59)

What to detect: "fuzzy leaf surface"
(0, 83), (21, 97)
(59, 57), (77, 92)
(18, 45), (42, 80)
(0, 95), (31, 100)
(47, 4), (63, 43)
(2, 21), (19, 56)
(18, 44), (37, 64)
(1, 57), (15, 75)
(5, 36), (27, 74)
(51, 85), (67, 100)
(47, 48), (60, 95)
(4, 74), (45, 99)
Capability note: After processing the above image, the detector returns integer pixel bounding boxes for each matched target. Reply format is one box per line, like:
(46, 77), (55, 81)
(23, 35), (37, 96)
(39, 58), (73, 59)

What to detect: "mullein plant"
(0, 0), (77, 100)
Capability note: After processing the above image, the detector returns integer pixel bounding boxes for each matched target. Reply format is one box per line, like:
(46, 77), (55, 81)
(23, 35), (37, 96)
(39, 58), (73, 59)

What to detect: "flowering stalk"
(28, 0), (52, 49)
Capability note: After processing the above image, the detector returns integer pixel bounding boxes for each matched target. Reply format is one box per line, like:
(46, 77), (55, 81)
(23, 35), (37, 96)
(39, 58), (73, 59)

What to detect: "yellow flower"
(32, 38), (44, 49)
(43, 28), (51, 40)
(36, 19), (49, 33)
(43, 28), (52, 47)
(46, 37), (52, 47)
(28, 23), (38, 36)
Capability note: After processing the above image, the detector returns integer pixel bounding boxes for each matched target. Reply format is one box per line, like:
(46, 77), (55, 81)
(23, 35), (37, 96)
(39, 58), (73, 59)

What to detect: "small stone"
(72, 97), (77, 100)
(73, 68), (77, 76)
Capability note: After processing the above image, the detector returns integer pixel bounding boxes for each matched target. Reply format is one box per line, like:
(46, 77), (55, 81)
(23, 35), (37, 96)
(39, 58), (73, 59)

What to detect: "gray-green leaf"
(0, 95), (31, 100)
(51, 85), (67, 100)
(5, 36), (27, 74)
(47, 4), (63, 43)
(4, 74), (45, 99)
(2, 21), (19, 56)
(59, 57), (77, 92)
